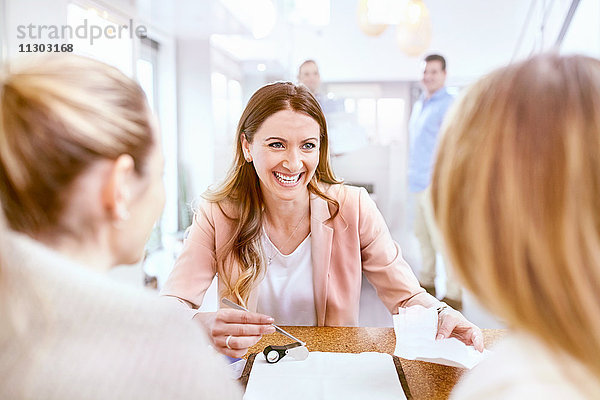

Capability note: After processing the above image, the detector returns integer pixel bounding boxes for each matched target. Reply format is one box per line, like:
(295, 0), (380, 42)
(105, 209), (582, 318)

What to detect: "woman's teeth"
(274, 172), (301, 184)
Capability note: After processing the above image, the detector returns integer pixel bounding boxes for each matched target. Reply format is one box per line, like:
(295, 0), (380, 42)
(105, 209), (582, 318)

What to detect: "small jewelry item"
(263, 342), (309, 363)
(263, 212), (308, 266)
(226, 335), (233, 350)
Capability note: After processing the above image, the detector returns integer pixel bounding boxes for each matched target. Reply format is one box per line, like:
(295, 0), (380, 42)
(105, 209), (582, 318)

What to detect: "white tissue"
(393, 305), (490, 369)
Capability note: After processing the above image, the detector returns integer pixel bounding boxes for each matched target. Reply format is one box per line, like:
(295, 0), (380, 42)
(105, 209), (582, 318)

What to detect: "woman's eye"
(268, 142), (284, 148)
(303, 142), (316, 150)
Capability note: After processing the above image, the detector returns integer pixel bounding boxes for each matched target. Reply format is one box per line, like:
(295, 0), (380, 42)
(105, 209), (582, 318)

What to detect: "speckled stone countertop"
(242, 327), (506, 400)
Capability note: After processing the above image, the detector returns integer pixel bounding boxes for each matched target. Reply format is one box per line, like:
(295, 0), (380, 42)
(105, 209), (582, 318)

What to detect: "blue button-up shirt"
(407, 87), (454, 192)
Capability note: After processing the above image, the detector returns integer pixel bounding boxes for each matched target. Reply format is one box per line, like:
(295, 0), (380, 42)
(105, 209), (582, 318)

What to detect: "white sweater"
(451, 332), (600, 399)
(0, 233), (242, 400)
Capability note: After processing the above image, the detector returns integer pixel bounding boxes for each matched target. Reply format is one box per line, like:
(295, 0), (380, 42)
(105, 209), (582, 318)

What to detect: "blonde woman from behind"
(0, 55), (241, 399)
(432, 53), (600, 399)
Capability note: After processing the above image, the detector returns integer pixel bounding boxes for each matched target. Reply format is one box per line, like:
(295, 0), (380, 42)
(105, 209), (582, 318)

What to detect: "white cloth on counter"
(244, 352), (407, 400)
(394, 305), (491, 369)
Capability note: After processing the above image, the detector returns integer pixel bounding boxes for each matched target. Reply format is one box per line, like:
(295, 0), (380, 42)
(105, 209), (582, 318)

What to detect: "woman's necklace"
(263, 213), (308, 266)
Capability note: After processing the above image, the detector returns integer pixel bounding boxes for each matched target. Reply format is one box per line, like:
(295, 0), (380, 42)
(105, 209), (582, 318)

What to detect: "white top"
(451, 332), (600, 399)
(257, 232), (317, 326)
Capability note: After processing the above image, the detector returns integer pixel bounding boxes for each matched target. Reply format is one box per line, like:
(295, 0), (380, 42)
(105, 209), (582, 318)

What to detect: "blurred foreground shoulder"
(451, 334), (600, 400)
(0, 234), (243, 400)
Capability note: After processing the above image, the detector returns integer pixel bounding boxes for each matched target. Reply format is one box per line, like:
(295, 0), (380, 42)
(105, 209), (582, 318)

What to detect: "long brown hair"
(204, 81), (342, 306)
(432, 53), (600, 385)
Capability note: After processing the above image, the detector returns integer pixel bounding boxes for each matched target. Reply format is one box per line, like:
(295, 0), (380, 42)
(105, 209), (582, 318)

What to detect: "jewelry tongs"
(220, 298), (306, 346)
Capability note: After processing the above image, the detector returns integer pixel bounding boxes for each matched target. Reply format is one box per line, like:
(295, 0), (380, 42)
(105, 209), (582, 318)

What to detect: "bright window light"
(288, 0), (330, 26)
(344, 98), (357, 114)
(136, 59), (154, 112)
(252, 0), (277, 39)
(356, 98), (377, 140)
(377, 98), (405, 144)
(228, 79), (243, 136)
(67, 3), (133, 76)
(220, 0), (277, 39)
(211, 72), (228, 138)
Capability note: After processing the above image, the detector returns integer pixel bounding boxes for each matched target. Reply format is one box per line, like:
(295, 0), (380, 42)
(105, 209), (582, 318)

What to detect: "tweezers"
(221, 298), (306, 346)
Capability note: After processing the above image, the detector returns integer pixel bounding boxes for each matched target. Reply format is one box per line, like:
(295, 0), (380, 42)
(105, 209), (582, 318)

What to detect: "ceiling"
(134, 0), (599, 82)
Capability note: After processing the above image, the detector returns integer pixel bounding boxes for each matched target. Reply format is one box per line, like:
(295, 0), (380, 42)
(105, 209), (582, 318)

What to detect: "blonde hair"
(0, 55), (153, 237)
(0, 54), (153, 341)
(0, 203), (18, 341)
(204, 81), (341, 306)
(432, 53), (600, 381)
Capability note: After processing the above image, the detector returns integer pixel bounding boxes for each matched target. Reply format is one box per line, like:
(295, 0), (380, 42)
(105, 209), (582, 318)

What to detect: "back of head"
(0, 52), (155, 347)
(0, 55), (153, 238)
(432, 53), (600, 380)
(0, 56), (243, 400)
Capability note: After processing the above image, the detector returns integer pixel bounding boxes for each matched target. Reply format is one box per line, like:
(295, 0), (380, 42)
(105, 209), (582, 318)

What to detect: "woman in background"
(0, 55), (241, 399)
(161, 81), (483, 358)
(432, 53), (600, 398)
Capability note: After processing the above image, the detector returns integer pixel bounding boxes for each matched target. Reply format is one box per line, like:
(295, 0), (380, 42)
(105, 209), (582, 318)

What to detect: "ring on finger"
(226, 335), (233, 350)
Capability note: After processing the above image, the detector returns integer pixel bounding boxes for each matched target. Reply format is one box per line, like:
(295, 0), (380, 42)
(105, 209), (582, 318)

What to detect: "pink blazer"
(161, 184), (437, 326)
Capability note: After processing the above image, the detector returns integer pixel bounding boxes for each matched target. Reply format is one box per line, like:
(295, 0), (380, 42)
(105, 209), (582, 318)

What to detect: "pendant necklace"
(263, 213), (308, 266)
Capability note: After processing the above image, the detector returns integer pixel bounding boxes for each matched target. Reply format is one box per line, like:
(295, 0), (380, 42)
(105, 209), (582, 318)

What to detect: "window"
(327, 83), (411, 146)
(377, 98), (405, 144)
(211, 72), (243, 140)
(67, 2), (133, 76)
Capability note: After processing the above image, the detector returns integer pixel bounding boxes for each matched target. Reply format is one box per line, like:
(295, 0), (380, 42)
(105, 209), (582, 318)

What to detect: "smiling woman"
(241, 109), (321, 198)
(160, 81), (484, 359)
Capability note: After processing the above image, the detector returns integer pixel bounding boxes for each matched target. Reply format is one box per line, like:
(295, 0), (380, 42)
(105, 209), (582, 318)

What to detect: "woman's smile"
(242, 109), (320, 202)
(273, 171), (304, 187)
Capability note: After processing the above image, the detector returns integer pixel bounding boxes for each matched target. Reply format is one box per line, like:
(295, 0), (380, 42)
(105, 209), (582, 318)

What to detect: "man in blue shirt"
(408, 54), (463, 310)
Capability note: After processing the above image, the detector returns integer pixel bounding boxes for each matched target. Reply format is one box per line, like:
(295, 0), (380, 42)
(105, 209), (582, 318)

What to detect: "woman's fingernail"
(267, 317), (274, 323)
(436, 334), (444, 340)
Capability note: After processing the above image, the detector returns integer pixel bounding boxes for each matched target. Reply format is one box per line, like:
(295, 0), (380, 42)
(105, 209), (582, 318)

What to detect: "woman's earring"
(114, 207), (130, 230)
(119, 209), (131, 221)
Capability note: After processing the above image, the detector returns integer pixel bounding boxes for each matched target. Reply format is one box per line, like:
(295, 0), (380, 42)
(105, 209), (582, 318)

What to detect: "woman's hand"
(196, 309), (276, 358)
(436, 307), (485, 352)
